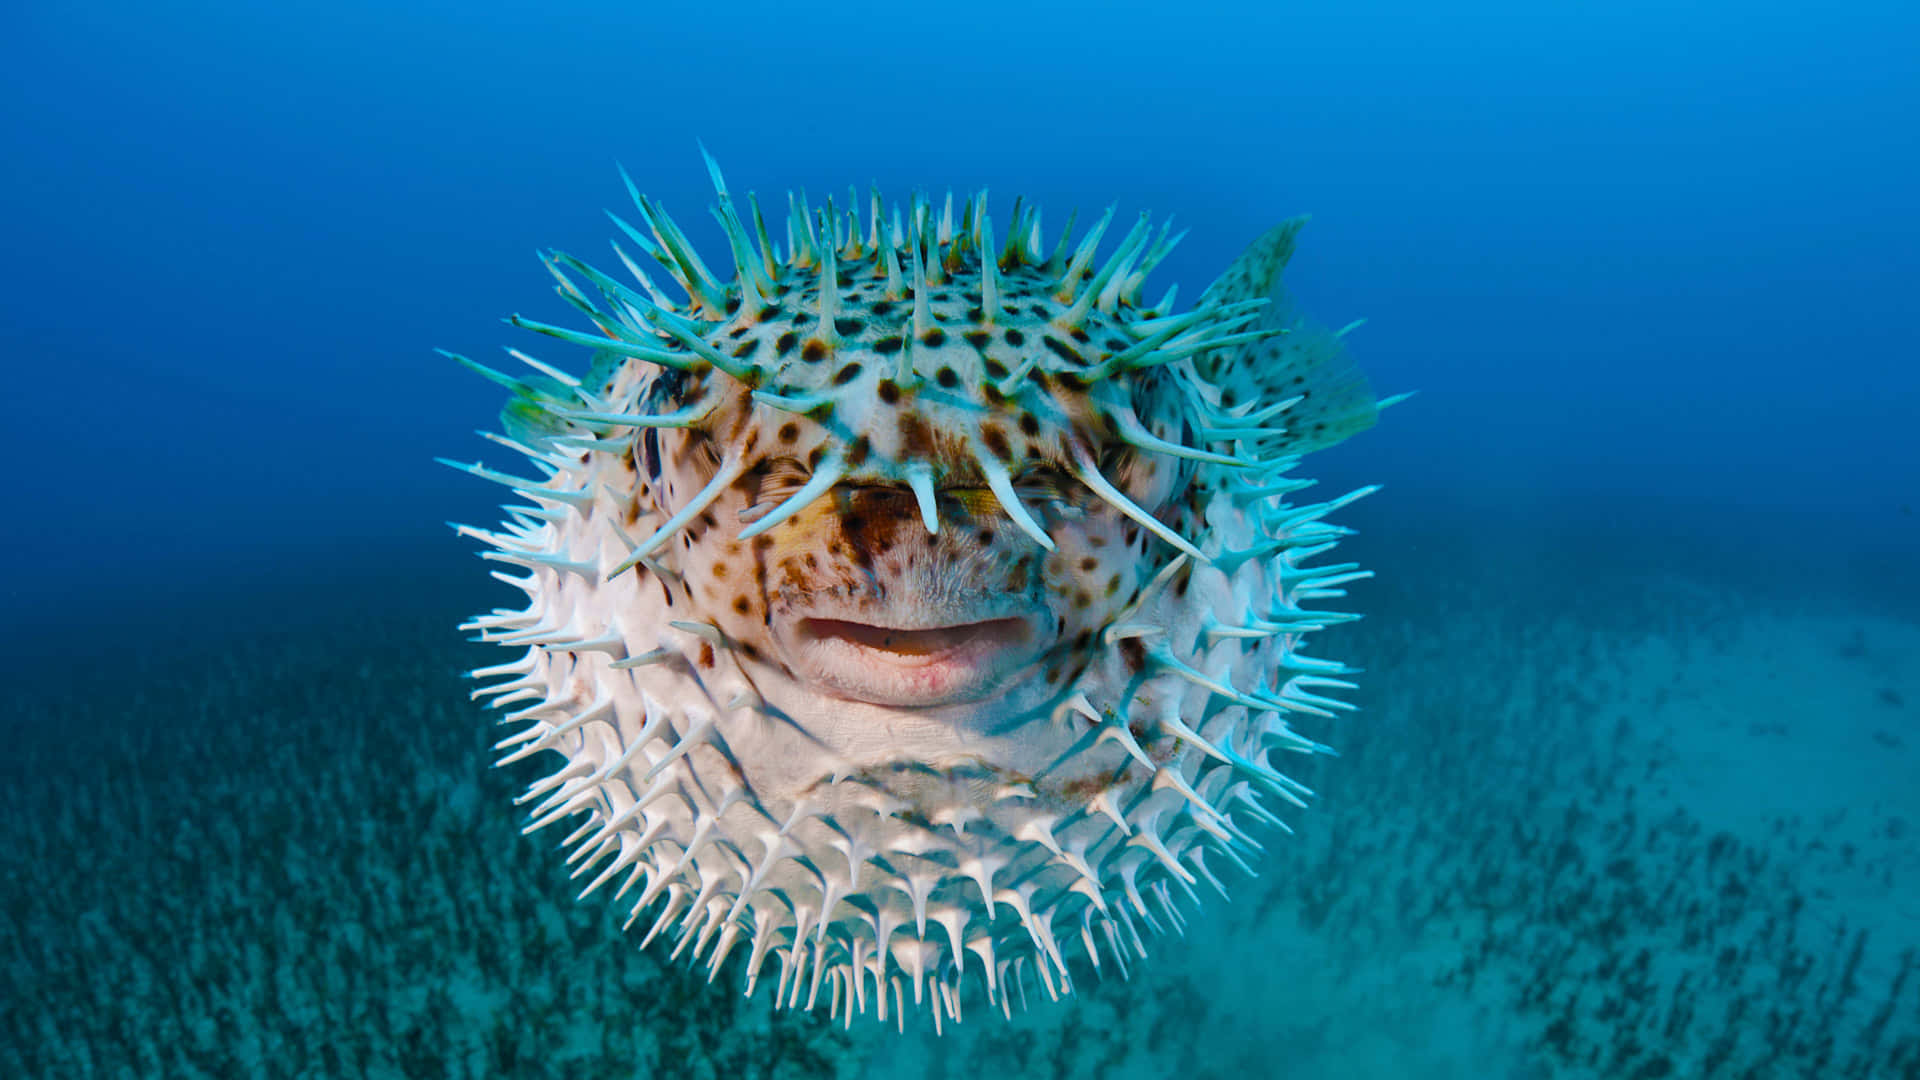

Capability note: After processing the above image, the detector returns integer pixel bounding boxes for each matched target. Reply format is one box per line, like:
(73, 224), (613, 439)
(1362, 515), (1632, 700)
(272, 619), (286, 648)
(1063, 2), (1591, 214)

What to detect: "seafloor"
(2, 521), (1914, 1079)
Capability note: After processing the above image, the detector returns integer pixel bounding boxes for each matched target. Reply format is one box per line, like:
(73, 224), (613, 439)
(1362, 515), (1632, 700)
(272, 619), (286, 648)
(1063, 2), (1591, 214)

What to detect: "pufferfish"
(445, 152), (1394, 1031)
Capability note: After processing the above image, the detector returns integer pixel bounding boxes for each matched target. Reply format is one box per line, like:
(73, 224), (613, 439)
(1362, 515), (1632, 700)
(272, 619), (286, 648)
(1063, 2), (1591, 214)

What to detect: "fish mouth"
(780, 611), (1050, 707)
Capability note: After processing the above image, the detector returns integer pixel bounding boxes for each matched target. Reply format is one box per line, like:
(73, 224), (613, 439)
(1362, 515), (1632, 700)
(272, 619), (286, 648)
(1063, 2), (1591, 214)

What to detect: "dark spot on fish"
(980, 423), (1010, 460)
(897, 413), (933, 457)
(640, 427), (662, 480)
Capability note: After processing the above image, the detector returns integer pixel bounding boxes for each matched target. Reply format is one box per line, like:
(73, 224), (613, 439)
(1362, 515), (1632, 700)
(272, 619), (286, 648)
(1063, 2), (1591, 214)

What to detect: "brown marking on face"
(778, 556), (809, 591)
(896, 412), (934, 459)
(979, 422), (1011, 461)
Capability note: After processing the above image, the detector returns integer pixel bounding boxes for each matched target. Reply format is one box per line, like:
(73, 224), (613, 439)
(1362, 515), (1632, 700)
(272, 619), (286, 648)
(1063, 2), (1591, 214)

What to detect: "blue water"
(2, 3), (1916, 1077)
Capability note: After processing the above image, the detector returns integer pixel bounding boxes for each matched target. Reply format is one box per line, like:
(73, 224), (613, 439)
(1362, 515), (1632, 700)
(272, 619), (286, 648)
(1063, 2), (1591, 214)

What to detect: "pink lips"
(786, 614), (1043, 707)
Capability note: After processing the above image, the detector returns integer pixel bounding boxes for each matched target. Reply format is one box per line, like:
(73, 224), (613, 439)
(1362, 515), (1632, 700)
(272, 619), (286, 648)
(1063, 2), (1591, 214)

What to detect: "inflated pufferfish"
(447, 153), (1394, 1031)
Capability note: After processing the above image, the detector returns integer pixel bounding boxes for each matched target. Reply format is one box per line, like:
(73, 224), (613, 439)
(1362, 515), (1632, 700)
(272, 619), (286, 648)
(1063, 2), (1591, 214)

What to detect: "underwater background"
(3, 1), (1916, 1077)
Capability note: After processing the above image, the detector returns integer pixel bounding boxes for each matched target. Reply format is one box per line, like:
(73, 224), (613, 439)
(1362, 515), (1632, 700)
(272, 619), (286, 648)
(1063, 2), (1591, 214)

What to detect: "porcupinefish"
(446, 151), (1393, 1030)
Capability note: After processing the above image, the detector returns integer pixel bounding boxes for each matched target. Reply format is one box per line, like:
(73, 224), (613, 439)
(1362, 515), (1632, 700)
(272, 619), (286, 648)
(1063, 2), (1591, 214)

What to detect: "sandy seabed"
(2, 548), (1914, 1079)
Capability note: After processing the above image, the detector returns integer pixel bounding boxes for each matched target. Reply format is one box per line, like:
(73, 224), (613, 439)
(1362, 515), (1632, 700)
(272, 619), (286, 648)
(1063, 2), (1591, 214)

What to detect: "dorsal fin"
(1200, 217), (1308, 313)
(1198, 218), (1382, 456)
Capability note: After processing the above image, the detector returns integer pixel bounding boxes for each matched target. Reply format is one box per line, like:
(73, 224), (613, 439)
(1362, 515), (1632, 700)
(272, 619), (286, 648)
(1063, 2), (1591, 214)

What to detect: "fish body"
(449, 155), (1386, 1028)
